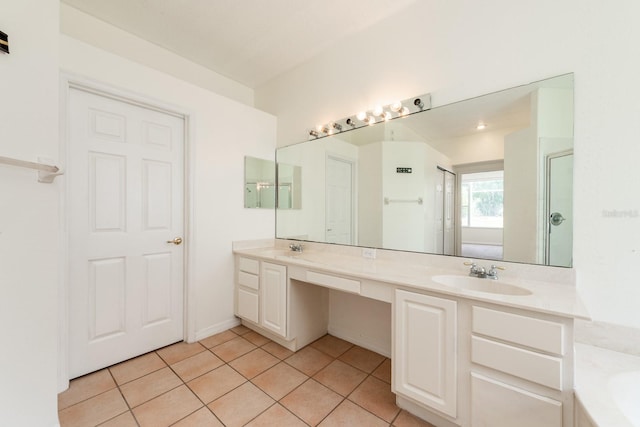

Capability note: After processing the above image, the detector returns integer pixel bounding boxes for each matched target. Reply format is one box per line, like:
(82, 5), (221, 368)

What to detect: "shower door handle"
(550, 212), (565, 226)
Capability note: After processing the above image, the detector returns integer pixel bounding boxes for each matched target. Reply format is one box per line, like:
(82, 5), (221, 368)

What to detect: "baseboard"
(328, 325), (391, 358)
(193, 317), (241, 342)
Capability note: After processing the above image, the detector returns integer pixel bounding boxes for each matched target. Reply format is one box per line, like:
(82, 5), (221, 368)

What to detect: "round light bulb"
(373, 105), (384, 116)
(400, 107), (409, 116)
(476, 122), (486, 130)
(367, 116), (376, 125)
(383, 111), (392, 121)
(356, 111), (367, 121)
(390, 101), (402, 112)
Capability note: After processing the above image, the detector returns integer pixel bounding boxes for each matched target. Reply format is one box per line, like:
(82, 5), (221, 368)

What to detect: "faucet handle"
(463, 261), (476, 267)
(489, 265), (506, 271)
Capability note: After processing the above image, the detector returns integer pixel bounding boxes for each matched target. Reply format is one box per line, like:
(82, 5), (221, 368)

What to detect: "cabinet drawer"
(237, 288), (259, 323)
(471, 373), (562, 427)
(306, 271), (360, 294)
(472, 306), (564, 355)
(472, 336), (563, 390)
(238, 256), (259, 275)
(238, 271), (259, 290)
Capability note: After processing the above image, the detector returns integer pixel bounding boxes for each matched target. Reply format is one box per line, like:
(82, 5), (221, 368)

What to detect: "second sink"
(431, 274), (532, 296)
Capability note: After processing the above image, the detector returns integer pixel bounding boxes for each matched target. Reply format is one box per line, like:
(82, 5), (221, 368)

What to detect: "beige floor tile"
(392, 410), (437, 427)
(229, 348), (280, 379)
(109, 352), (167, 385)
(262, 341), (294, 360)
(339, 346), (386, 373)
(313, 359), (367, 396)
(171, 350), (224, 382)
(245, 403), (307, 427)
(280, 379), (343, 426)
(100, 411), (138, 427)
(231, 324), (252, 335)
(243, 330), (271, 346)
(311, 334), (353, 358)
(58, 369), (116, 410)
(119, 367), (182, 408)
(285, 346), (333, 376)
(172, 407), (224, 427)
(372, 358), (392, 384)
(199, 329), (238, 348)
(211, 336), (257, 362)
(156, 341), (206, 365)
(348, 376), (400, 422)
(208, 382), (275, 427)
(187, 364), (246, 404)
(58, 388), (128, 427)
(251, 362), (309, 400)
(319, 399), (389, 427)
(132, 385), (202, 427)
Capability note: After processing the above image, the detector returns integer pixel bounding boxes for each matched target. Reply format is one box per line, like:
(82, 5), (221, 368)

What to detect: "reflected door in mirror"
(326, 156), (354, 244)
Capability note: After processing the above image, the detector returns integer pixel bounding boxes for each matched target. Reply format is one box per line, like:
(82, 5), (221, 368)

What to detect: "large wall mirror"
(276, 74), (574, 267)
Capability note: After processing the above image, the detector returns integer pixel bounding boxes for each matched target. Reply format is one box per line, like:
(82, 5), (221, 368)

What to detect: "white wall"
(0, 1), (60, 425)
(60, 4), (253, 107)
(358, 143), (383, 247)
(503, 127), (538, 263)
(382, 142), (427, 251)
(59, 34), (276, 343)
(434, 127), (516, 166)
(256, 0), (640, 329)
(461, 228), (503, 246)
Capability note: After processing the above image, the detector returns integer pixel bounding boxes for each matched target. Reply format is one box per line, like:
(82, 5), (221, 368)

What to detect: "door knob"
(167, 237), (183, 245)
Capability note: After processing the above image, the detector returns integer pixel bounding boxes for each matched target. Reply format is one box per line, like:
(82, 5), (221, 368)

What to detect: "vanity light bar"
(308, 93), (432, 140)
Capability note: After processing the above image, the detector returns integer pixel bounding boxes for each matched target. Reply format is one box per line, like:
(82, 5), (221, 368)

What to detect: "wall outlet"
(362, 248), (377, 259)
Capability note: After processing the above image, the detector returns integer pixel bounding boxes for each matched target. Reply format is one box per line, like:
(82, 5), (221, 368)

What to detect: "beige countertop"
(233, 241), (589, 320)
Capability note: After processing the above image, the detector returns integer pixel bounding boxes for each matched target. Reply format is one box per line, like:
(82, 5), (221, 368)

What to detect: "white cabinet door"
(394, 289), (457, 418)
(260, 262), (287, 337)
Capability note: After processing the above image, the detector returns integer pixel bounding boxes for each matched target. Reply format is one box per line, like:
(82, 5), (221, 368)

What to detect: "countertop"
(233, 242), (590, 320)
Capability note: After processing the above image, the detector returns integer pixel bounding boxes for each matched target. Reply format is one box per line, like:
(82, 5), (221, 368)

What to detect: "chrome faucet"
(464, 261), (505, 280)
(289, 243), (304, 252)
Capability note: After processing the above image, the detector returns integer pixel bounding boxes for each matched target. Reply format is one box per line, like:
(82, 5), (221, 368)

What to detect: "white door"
(68, 87), (185, 378)
(326, 156), (354, 244)
(546, 152), (573, 267)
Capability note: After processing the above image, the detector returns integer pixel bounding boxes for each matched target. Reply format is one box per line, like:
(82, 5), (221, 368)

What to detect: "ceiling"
(61, 0), (419, 89)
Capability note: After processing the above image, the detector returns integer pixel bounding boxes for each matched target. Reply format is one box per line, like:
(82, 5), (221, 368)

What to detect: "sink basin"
(431, 275), (532, 296)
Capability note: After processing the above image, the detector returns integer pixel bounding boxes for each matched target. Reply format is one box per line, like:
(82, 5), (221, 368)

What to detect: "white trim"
(57, 72), (197, 388)
(194, 317), (242, 342)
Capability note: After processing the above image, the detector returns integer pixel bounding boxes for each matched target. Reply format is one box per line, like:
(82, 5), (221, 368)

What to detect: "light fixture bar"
(307, 94), (431, 139)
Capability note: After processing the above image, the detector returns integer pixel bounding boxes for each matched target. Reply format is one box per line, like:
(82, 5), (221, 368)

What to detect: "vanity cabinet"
(469, 306), (571, 427)
(235, 256), (288, 338)
(393, 289), (458, 419)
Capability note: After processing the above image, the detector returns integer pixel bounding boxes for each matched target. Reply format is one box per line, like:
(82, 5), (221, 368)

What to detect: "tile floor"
(58, 326), (436, 427)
